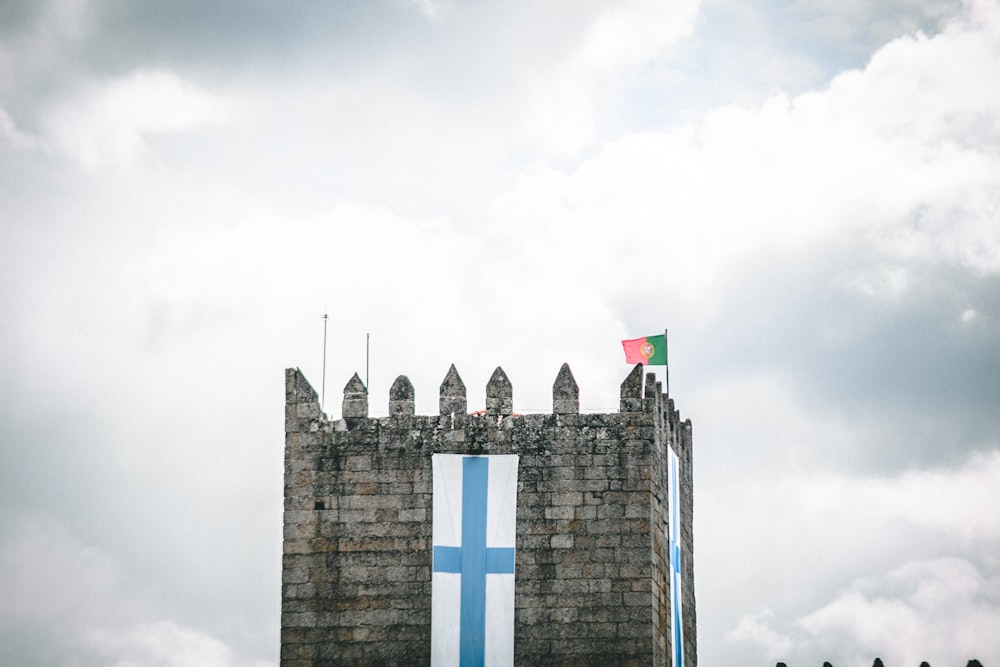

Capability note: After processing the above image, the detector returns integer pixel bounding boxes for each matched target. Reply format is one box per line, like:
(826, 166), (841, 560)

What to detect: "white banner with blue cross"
(668, 447), (685, 667)
(432, 454), (519, 667)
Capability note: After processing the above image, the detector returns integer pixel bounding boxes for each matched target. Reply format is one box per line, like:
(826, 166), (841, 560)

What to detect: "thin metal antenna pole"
(321, 313), (329, 409)
(365, 332), (370, 391)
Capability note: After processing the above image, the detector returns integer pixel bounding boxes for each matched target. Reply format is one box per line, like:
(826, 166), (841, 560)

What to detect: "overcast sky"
(2, 0), (999, 665)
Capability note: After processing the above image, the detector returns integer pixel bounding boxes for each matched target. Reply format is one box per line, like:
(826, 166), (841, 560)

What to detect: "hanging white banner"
(432, 454), (519, 667)
(669, 447), (685, 667)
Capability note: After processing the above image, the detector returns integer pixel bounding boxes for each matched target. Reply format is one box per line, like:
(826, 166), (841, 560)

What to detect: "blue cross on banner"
(668, 448), (685, 667)
(432, 454), (519, 667)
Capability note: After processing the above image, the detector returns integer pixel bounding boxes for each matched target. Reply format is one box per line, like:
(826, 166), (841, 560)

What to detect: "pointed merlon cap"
(644, 372), (658, 399)
(873, 659), (884, 667)
(342, 373), (368, 418)
(439, 364), (467, 415)
(485, 366), (513, 417)
(552, 363), (579, 414)
(388, 374), (415, 417)
(286, 367), (319, 405)
(285, 368), (321, 432)
(619, 363), (644, 412)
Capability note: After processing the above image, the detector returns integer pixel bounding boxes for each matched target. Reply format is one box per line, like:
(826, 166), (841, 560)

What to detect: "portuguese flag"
(622, 334), (667, 365)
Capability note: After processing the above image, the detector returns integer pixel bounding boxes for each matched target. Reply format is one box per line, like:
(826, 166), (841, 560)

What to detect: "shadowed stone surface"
(619, 363), (644, 412)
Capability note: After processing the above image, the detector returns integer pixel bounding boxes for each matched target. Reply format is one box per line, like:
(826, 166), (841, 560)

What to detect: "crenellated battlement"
(281, 363), (697, 666)
(290, 361), (690, 424)
(287, 363), (694, 469)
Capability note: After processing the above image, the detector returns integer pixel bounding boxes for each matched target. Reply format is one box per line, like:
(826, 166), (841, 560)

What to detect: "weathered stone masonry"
(282, 362), (696, 666)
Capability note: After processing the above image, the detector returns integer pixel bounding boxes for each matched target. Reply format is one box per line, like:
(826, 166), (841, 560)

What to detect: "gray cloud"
(2, 0), (998, 665)
(0, 511), (273, 666)
(693, 245), (1000, 471)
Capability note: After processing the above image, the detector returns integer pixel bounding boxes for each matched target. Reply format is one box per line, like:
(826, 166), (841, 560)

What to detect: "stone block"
(544, 506), (574, 520)
(550, 534), (574, 549)
(398, 508), (426, 522)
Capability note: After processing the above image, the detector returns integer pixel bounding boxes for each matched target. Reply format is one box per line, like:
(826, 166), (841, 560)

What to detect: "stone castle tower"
(282, 362), (696, 666)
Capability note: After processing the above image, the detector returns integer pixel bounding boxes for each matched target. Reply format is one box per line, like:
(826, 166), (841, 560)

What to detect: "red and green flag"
(622, 334), (667, 365)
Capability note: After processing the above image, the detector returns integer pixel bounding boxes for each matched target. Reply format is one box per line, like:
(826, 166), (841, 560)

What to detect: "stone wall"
(281, 362), (696, 666)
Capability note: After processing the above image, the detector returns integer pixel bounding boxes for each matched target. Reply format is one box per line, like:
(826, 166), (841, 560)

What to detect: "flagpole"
(664, 327), (669, 396)
(365, 332), (370, 392)
(321, 312), (328, 410)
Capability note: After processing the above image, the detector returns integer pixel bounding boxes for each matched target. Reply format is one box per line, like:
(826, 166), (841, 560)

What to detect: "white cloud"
(714, 451), (1000, 664)
(0, 107), (40, 150)
(726, 608), (794, 660)
(404, 0), (451, 22)
(799, 558), (1000, 665)
(84, 621), (273, 667)
(575, 0), (699, 72)
(725, 556), (1000, 665)
(833, 265), (914, 300)
(129, 200), (631, 415)
(0, 511), (271, 666)
(42, 69), (229, 169)
(521, 0), (699, 156)
(790, 0), (965, 50)
(0, 0), (91, 101)
(493, 0), (1000, 333)
(792, 450), (1000, 545)
(0, 512), (122, 625)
